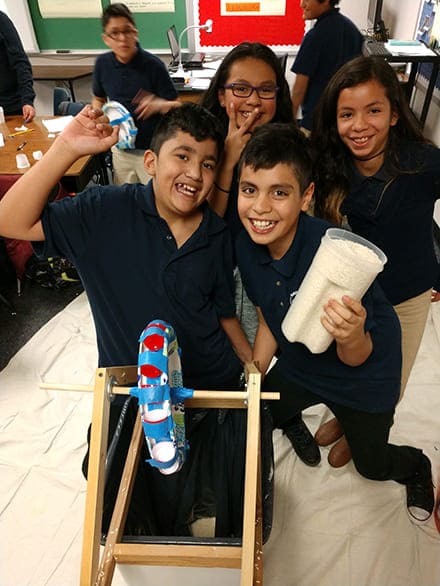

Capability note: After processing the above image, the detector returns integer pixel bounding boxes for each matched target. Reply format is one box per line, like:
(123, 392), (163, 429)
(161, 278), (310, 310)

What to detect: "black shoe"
(406, 454), (434, 524)
(283, 418), (321, 466)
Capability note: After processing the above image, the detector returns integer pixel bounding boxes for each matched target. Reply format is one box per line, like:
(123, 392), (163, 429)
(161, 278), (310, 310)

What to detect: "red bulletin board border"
(197, 1), (305, 48)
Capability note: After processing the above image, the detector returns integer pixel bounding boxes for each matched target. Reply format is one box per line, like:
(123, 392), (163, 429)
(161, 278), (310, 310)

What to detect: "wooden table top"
(0, 115), (91, 177)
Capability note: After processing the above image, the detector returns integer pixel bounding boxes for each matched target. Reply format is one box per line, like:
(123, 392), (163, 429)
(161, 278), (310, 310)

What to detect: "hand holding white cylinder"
(281, 228), (387, 353)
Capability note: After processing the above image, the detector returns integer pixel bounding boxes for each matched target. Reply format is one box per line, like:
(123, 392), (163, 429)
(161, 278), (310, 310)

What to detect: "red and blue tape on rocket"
(130, 320), (193, 475)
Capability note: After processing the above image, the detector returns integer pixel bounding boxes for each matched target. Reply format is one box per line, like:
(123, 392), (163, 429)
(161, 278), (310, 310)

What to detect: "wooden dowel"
(39, 381), (279, 401)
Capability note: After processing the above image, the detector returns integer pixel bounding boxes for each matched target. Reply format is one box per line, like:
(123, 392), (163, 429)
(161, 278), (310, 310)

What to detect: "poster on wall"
(193, 0), (304, 50)
(38, 0), (101, 18)
(415, 0), (440, 90)
(112, 0), (175, 12)
(220, 0), (286, 17)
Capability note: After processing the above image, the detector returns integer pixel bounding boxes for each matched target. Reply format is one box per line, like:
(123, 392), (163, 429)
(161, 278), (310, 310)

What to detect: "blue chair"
(57, 100), (85, 116)
(53, 86), (72, 115)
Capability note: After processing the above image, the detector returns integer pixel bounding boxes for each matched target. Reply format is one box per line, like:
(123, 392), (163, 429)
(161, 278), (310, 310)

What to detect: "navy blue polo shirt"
(93, 47), (178, 150)
(342, 141), (440, 305)
(236, 213), (401, 412)
(34, 182), (242, 389)
(291, 8), (363, 131)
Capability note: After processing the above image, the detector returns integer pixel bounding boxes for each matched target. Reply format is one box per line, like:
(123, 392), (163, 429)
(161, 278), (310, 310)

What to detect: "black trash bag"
(83, 396), (274, 543)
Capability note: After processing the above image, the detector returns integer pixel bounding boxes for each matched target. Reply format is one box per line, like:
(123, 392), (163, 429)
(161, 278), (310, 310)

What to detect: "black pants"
(264, 362), (423, 485)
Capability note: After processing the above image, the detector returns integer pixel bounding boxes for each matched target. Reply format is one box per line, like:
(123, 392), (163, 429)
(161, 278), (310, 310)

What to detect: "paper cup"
(281, 228), (387, 353)
(16, 153), (31, 169)
(32, 150), (43, 161)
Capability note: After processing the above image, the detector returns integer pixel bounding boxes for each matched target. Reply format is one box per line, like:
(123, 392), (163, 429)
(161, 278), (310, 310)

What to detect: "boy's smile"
(144, 130), (218, 223)
(238, 163), (314, 260)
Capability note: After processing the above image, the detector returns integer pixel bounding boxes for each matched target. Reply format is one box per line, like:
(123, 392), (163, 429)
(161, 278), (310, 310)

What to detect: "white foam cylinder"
(151, 441), (179, 475)
(281, 228), (387, 353)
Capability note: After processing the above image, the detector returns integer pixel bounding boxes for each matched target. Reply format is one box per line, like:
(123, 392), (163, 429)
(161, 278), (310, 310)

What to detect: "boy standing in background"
(93, 3), (180, 184)
(291, 0), (362, 132)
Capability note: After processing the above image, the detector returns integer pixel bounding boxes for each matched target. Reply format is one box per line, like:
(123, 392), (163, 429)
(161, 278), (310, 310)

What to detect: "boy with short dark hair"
(291, 0), (363, 132)
(0, 103), (256, 536)
(93, 2), (180, 184)
(235, 122), (434, 524)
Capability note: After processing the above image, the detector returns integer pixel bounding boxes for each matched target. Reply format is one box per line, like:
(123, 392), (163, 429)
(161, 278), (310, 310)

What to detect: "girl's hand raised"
(224, 101), (261, 167)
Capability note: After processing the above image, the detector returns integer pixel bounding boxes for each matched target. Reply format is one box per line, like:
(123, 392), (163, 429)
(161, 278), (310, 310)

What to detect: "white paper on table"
(189, 78), (211, 90)
(385, 41), (436, 56)
(187, 68), (216, 78)
(42, 116), (74, 134)
(0, 132), (4, 147)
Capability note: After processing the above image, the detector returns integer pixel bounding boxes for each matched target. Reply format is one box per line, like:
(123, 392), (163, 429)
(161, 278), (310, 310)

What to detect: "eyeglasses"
(223, 83), (279, 100)
(105, 28), (137, 40)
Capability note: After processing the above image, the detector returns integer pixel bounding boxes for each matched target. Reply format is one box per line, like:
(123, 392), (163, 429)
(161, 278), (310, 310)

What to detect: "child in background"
(310, 55), (440, 467)
(0, 103), (270, 538)
(235, 122), (435, 525)
(93, 3), (180, 184)
(290, 0), (362, 133)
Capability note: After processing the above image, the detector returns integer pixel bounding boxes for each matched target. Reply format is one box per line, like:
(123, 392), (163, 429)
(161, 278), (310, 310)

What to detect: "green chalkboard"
(27, 0), (187, 51)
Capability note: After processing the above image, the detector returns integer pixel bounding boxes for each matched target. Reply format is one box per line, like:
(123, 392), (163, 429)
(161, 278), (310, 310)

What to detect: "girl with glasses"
(201, 42), (293, 236)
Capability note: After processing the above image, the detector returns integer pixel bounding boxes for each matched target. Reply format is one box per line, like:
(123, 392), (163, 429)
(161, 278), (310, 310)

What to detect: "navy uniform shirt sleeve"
(0, 11), (35, 111)
(343, 142), (440, 304)
(291, 29), (320, 78)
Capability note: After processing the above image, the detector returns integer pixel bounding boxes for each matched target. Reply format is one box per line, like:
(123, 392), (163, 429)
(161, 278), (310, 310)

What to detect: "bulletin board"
(27, 0), (187, 51)
(194, 0), (304, 51)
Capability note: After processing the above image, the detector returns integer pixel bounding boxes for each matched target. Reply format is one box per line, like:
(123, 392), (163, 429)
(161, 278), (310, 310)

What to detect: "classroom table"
(32, 64), (94, 102)
(0, 115), (107, 192)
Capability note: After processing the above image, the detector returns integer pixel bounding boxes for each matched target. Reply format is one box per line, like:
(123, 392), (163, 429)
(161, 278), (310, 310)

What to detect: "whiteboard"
(0, 0), (39, 52)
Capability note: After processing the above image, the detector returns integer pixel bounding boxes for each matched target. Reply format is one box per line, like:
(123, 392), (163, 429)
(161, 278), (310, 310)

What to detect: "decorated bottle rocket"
(130, 320), (193, 475)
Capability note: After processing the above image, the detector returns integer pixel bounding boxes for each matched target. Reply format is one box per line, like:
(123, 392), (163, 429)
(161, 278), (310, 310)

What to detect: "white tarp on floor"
(1, 293), (439, 586)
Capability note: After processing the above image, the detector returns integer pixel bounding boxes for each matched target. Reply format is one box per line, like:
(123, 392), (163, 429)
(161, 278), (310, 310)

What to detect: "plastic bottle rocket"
(130, 320), (193, 474)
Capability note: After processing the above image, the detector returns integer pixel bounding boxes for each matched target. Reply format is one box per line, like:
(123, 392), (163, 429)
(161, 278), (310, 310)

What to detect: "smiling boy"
(235, 123), (434, 524)
(0, 102), (256, 536)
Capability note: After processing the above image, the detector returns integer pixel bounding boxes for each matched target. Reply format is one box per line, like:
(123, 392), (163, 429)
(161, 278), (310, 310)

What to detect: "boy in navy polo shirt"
(291, 0), (362, 132)
(235, 123), (434, 524)
(93, 3), (179, 184)
(0, 103), (261, 537)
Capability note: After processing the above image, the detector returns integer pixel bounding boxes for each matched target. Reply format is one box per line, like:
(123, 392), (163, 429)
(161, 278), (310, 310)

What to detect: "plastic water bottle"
(0, 106), (5, 125)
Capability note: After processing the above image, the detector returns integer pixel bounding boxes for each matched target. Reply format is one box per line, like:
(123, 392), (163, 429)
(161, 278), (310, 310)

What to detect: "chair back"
(58, 101), (86, 116)
(53, 87), (72, 115)
(278, 53), (288, 74)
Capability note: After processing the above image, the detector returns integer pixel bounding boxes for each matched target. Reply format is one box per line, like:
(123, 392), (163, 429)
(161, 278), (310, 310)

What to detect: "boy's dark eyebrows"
(171, 144), (218, 162)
